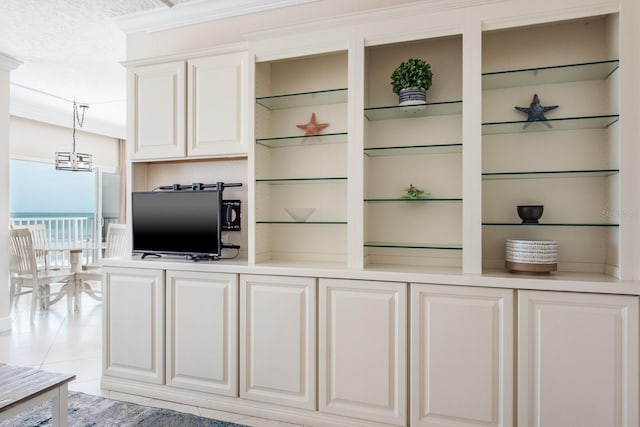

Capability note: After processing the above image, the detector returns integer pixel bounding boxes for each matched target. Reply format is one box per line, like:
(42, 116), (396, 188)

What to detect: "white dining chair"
(8, 228), (76, 322)
(12, 223), (50, 270)
(75, 223), (129, 311)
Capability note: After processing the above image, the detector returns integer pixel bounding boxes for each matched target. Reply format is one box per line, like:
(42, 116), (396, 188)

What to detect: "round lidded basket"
(505, 239), (558, 274)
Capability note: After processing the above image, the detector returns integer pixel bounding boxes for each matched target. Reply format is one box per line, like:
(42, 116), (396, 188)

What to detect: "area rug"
(0, 391), (249, 427)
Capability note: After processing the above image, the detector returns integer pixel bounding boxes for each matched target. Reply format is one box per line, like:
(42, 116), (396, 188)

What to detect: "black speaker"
(221, 200), (241, 231)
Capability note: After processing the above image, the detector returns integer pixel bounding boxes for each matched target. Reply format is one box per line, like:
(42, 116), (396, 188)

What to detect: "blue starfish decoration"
(515, 94), (559, 129)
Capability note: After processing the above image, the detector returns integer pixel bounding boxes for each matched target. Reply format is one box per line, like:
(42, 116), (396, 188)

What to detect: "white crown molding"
(121, 41), (248, 67)
(245, 0), (507, 41)
(481, 0), (619, 31)
(114, 0), (320, 33)
(0, 53), (22, 71)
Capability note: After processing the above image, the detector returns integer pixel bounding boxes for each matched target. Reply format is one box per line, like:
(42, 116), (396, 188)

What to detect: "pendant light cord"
(72, 101), (88, 154)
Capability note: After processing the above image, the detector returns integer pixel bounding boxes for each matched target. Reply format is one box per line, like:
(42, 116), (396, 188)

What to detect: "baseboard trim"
(101, 376), (396, 427)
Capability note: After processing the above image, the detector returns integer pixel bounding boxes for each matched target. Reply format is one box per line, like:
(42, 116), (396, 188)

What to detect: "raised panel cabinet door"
(103, 267), (165, 384)
(129, 61), (186, 160)
(188, 52), (248, 157)
(411, 284), (514, 427)
(518, 290), (639, 427)
(240, 274), (316, 410)
(319, 278), (407, 426)
(166, 271), (238, 396)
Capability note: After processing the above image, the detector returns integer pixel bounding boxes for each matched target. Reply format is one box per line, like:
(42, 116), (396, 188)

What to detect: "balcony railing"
(9, 215), (118, 268)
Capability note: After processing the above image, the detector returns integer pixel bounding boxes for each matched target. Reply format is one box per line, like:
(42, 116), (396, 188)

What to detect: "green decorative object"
(402, 184), (429, 199)
(390, 58), (433, 105)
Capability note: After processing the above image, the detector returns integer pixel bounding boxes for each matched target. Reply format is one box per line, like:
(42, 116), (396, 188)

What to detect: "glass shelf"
(482, 222), (619, 227)
(364, 242), (462, 250)
(257, 221), (348, 225)
(482, 59), (619, 90)
(256, 132), (348, 148)
(482, 115), (619, 135)
(364, 143), (462, 157)
(256, 88), (348, 110)
(482, 169), (619, 180)
(256, 177), (347, 184)
(364, 198), (462, 202)
(364, 100), (462, 121)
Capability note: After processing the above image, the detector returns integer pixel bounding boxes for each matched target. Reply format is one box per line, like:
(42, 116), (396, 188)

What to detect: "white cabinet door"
(129, 61), (186, 160)
(518, 290), (639, 427)
(188, 52), (248, 157)
(319, 278), (407, 426)
(240, 274), (316, 410)
(166, 270), (238, 396)
(103, 267), (165, 384)
(411, 284), (514, 427)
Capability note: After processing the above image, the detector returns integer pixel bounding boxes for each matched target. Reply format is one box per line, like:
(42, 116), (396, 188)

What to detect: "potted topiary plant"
(390, 58), (433, 106)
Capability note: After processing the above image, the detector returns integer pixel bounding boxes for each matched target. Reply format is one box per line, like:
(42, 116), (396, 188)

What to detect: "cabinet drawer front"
(319, 278), (407, 426)
(166, 271), (238, 396)
(240, 274), (316, 410)
(411, 284), (514, 427)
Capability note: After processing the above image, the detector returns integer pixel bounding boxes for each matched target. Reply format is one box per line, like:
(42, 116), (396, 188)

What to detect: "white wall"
(1, 54), (21, 332)
(10, 116), (120, 171)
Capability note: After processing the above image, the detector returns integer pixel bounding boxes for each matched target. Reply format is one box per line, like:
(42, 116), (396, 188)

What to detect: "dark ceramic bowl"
(517, 205), (544, 224)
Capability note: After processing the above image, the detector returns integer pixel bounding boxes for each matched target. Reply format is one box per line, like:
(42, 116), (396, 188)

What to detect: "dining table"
(39, 244), (94, 311)
(41, 244), (84, 272)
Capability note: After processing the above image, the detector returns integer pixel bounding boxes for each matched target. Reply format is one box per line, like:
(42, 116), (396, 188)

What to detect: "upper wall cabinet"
(129, 51), (248, 161)
(188, 52), (248, 157)
(129, 61), (186, 160)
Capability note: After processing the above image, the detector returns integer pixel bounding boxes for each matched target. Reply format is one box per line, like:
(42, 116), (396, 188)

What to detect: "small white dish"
(285, 208), (316, 222)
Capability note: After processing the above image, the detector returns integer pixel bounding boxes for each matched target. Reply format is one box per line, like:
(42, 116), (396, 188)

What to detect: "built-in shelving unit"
(482, 115), (619, 134)
(256, 87), (348, 110)
(256, 177), (347, 183)
(254, 51), (349, 264)
(363, 35), (463, 270)
(364, 198), (462, 202)
(363, 242), (463, 250)
(364, 100), (462, 120)
(483, 223), (619, 227)
(255, 132), (348, 147)
(364, 143), (462, 156)
(482, 59), (619, 90)
(482, 169), (619, 179)
(482, 15), (620, 276)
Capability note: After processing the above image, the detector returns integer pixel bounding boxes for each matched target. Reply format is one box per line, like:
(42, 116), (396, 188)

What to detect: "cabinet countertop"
(101, 255), (640, 296)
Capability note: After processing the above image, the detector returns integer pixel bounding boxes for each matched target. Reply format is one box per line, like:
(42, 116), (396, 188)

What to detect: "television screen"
(132, 190), (221, 258)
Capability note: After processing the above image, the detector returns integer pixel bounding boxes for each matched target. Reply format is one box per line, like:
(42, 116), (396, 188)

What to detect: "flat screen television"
(132, 190), (222, 260)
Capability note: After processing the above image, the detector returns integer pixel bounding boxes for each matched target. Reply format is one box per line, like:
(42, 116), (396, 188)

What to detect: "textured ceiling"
(0, 0), (323, 138)
(0, 0), (182, 137)
(0, 0), (409, 139)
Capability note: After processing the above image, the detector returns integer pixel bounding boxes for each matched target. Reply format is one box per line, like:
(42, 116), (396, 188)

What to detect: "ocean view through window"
(10, 159), (97, 266)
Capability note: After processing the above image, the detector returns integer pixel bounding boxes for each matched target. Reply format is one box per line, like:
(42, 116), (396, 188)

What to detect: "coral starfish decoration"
(296, 113), (329, 136)
(515, 94), (559, 129)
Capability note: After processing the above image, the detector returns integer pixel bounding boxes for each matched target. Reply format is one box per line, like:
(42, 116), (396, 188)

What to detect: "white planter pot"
(398, 88), (427, 106)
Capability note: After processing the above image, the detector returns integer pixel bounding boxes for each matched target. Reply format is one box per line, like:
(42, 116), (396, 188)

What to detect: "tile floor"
(0, 292), (304, 427)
